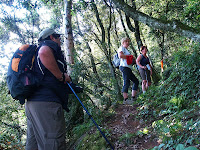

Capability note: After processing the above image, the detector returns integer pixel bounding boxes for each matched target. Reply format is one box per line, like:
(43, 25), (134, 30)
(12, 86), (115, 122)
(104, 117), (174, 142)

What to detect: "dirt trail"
(105, 104), (159, 150)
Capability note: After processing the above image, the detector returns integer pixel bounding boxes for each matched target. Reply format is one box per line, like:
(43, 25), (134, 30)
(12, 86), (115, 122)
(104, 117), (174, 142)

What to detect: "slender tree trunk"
(75, 12), (111, 91)
(132, 0), (143, 51)
(63, 0), (83, 127)
(113, 12), (120, 48)
(118, 10), (137, 57)
(64, 0), (74, 75)
(92, 0), (122, 102)
(125, 15), (142, 54)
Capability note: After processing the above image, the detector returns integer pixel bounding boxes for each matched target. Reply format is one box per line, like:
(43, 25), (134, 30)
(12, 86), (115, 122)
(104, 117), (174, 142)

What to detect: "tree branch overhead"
(112, 0), (200, 42)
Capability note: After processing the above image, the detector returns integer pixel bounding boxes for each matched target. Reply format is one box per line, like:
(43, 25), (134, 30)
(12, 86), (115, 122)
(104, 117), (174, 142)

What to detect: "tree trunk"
(63, 0), (74, 75)
(63, 0), (83, 127)
(92, 0), (122, 102)
(113, 12), (121, 48)
(118, 10), (137, 57)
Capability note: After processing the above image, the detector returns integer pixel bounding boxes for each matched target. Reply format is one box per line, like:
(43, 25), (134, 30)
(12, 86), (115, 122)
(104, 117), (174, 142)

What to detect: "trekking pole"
(67, 82), (114, 150)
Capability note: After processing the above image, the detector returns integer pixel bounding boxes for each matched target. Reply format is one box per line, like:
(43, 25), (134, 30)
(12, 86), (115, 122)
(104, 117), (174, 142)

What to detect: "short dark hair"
(140, 46), (147, 51)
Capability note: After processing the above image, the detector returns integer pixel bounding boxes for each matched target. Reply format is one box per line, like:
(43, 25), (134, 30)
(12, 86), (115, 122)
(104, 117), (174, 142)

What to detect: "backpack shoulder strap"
(36, 54), (45, 75)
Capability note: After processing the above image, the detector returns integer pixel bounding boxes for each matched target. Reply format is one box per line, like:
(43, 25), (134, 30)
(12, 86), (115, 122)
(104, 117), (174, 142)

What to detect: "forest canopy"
(0, 0), (199, 149)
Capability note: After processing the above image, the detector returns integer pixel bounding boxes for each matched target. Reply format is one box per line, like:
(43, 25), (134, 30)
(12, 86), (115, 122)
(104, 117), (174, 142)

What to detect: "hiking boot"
(123, 99), (128, 104)
(123, 98), (133, 105)
(126, 99), (133, 105)
(123, 98), (129, 104)
(131, 96), (137, 101)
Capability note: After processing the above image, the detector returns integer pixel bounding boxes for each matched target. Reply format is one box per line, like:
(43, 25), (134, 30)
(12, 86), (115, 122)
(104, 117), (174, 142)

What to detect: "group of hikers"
(118, 37), (152, 105)
(20, 28), (152, 149)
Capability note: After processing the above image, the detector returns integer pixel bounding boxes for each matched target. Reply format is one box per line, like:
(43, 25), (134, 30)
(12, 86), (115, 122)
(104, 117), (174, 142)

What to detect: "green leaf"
(158, 143), (165, 149)
(176, 144), (185, 150)
(184, 147), (198, 150)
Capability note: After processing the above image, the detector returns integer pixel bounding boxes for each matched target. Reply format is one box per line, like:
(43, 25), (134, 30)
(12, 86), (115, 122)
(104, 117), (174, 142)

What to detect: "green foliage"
(153, 144), (198, 150)
(119, 132), (137, 146)
(1, 0), (200, 149)
(71, 122), (93, 140)
(40, 0), (63, 29)
(0, 0), (43, 44)
(76, 131), (108, 150)
(183, 0), (200, 29)
(0, 80), (26, 149)
(180, 144), (197, 150)
(137, 43), (200, 149)
(0, 26), (9, 44)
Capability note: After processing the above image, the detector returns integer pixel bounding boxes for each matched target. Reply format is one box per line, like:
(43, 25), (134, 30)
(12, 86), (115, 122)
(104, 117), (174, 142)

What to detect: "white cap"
(38, 28), (61, 40)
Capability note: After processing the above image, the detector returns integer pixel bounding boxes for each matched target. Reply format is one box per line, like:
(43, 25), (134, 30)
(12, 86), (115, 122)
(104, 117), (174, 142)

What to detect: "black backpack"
(6, 44), (41, 104)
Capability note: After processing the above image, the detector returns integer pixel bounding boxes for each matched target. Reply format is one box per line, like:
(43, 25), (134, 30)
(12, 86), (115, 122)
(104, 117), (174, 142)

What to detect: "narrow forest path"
(104, 104), (159, 150)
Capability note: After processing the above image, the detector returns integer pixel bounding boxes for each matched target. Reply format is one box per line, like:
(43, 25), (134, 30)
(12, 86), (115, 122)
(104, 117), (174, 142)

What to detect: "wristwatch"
(58, 72), (65, 82)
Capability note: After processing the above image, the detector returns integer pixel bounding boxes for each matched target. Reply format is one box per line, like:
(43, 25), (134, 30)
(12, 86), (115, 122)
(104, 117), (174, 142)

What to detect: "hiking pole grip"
(67, 82), (114, 150)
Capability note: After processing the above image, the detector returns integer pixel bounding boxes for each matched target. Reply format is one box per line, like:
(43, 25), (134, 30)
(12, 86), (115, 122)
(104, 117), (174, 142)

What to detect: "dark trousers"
(119, 66), (139, 93)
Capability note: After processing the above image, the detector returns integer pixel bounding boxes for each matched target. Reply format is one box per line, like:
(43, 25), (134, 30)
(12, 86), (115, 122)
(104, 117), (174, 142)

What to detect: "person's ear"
(50, 35), (54, 40)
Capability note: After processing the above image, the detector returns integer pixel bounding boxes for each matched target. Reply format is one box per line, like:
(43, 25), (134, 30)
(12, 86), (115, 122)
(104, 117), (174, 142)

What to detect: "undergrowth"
(136, 44), (200, 149)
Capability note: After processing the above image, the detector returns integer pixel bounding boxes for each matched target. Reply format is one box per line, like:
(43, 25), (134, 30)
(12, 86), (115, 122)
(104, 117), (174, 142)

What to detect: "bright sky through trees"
(0, 2), (52, 81)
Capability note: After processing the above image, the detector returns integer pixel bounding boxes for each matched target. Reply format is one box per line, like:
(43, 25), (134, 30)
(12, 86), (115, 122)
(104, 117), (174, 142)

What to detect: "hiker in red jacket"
(118, 37), (139, 105)
(136, 46), (152, 94)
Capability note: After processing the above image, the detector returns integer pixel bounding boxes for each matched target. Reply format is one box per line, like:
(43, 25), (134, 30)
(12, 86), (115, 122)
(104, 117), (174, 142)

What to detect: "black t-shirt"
(140, 54), (150, 66)
(28, 40), (69, 109)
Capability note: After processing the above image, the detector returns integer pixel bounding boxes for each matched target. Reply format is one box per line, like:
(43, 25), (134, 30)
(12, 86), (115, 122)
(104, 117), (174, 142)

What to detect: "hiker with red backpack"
(118, 37), (139, 105)
(136, 46), (152, 94)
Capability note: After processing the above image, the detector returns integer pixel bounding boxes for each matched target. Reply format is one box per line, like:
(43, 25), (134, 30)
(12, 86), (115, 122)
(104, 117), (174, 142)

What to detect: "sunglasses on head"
(53, 34), (60, 39)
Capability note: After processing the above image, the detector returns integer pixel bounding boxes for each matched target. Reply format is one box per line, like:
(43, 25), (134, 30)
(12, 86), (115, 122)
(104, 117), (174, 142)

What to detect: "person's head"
(140, 46), (148, 54)
(121, 37), (130, 48)
(38, 28), (62, 46)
